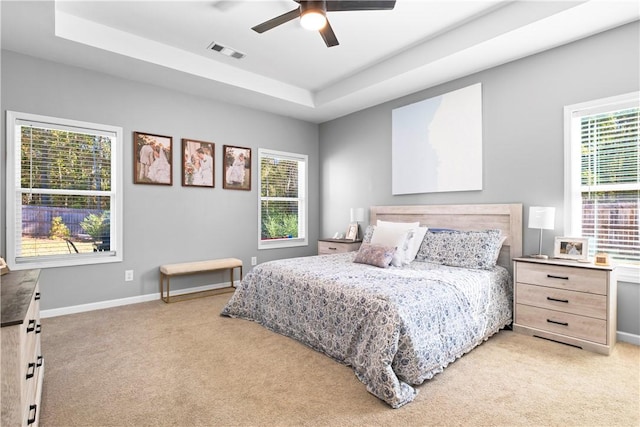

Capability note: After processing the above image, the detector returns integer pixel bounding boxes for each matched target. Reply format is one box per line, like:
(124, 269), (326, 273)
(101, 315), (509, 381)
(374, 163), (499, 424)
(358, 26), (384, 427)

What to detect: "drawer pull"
(26, 319), (36, 333)
(27, 404), (37, 425)
(26, 362), (35, 379)
(35, 292), (41, 301)
(547, 319), (569, 326)
(35, 323), (42, 334)
(37, 355), (44, 367)
(546, 296), (569, 303)
(328, 247), (337, 250)
(547, 274), (569, 280)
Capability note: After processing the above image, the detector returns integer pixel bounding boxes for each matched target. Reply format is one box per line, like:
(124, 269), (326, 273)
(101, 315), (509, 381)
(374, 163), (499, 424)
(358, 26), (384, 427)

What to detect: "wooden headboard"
(370, 204), (523, 271)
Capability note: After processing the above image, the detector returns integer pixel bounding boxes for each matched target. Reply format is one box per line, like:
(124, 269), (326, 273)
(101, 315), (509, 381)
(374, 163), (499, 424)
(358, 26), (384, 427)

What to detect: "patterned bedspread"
(221, 252), (513, 408)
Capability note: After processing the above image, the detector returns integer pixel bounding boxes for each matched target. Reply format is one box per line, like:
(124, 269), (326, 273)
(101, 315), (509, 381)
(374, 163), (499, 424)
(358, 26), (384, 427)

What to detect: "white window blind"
(6, 111), (123, 269)
(581, 107), (639, 263)
(258, 148), (308, 249)
(564, 93), (639, 282)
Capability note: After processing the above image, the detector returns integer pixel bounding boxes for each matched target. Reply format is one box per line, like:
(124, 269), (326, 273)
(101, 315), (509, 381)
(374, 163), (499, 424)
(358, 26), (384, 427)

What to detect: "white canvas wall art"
(392, 83), (483, 195)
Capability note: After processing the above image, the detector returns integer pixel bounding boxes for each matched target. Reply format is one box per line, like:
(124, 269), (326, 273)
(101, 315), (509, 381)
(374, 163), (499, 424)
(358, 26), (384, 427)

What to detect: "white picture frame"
(345, 223), (359, 241)
(554, 237), (589, 261)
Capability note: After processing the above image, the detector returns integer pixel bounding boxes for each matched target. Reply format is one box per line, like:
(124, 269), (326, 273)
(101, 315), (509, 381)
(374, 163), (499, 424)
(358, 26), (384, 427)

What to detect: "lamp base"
(530, 254), (549, 259)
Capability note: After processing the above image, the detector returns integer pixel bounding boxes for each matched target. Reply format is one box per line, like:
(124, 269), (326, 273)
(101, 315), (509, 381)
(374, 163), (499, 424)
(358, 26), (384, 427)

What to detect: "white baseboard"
(617, 331), (640, 346)
(41, 282), (232, 318)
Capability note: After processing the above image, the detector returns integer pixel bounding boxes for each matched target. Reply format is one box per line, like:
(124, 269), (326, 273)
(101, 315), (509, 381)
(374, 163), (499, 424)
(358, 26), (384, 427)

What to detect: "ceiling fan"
(252, 0), (397, 47)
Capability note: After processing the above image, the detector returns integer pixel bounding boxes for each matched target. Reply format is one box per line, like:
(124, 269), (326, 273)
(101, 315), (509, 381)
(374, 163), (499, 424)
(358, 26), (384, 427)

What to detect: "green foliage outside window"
(262, 211), (298, 239)
(80, 212), (109, 241)
(49, 216), (70, 240)
(20, 127), (111, 210)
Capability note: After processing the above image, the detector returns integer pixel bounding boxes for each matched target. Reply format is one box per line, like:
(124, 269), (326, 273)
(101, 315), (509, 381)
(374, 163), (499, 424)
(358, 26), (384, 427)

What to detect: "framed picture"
(346, 223), (359, 241)
(182, 139), (215, 188)
(134, 132), (173, 185)
(223, 145), (251, 191)
(554, 237), (589, 261)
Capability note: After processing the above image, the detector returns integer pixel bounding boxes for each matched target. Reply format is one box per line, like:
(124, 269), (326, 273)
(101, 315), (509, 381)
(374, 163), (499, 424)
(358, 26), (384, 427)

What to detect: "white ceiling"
(2, 0), (639, 123)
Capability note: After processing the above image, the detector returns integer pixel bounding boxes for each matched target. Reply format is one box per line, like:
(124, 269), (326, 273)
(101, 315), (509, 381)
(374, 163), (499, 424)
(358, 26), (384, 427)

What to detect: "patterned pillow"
(353, 243), (396, 268)
(362, 225), (376, 243)
(415, 229), (504, 270)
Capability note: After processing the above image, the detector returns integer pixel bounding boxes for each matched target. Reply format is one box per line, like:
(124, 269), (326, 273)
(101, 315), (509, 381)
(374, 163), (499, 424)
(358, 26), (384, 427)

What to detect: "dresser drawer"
(515, 304), (607, 344)
(2, 270), (43, 427)
(516, 262), (607, 295)
(25, 292), (40, 364)
(516, 283), (607, 319)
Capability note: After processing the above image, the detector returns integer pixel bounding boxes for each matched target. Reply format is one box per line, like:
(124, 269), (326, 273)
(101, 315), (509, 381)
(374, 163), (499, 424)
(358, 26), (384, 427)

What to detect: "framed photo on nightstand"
(554, 237), (589, 261)
(345, 223), (359, 241)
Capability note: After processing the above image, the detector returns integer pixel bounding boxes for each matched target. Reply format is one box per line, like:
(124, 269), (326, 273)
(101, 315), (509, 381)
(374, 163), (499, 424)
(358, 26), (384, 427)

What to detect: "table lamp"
(529, 206), (555, 259)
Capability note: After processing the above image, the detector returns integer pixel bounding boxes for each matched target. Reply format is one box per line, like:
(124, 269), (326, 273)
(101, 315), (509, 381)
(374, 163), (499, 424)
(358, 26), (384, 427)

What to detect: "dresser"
(513, 257), (616, 355)
(317, 238), (362, 255)
(1, 269), (44, 426)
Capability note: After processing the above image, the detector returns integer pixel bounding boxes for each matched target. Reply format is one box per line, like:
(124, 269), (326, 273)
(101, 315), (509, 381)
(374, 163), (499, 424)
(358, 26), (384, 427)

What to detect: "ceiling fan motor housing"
(301, 0), (327, 14)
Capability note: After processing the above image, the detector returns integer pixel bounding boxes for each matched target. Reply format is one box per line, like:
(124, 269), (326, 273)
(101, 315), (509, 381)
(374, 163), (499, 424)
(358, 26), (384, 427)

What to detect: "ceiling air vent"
(207, 42), (245, 59)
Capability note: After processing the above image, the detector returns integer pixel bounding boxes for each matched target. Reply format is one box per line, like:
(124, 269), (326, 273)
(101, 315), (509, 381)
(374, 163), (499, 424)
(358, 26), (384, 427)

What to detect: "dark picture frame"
(134, 132), (173, 185)
(223, 145), (251, 191)
(182, 139), (215, 188)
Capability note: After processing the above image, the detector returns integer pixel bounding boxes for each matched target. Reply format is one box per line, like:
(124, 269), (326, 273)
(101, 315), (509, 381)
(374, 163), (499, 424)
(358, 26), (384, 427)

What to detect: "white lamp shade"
(528, 206), (555, 230)
(350, 207), (365, 223)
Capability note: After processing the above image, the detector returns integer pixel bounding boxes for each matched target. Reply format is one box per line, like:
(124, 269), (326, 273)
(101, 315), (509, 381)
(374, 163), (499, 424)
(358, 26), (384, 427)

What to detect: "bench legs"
(160, 265), (242, 303)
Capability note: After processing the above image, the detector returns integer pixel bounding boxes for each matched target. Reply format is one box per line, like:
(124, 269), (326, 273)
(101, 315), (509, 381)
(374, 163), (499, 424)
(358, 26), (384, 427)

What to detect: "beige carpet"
(39, 293), (639, 427)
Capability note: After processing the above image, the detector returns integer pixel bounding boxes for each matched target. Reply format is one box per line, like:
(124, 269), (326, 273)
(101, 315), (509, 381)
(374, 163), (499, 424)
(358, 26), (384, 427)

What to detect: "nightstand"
(513, 257), (617, 355)
(318, 239), (362, 255)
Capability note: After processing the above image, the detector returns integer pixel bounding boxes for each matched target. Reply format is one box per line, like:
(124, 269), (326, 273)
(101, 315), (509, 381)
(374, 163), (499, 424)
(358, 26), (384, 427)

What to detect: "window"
(258, 148), (308, 249)
(6, 111), (123, 269)
(564, 92), (639, 283)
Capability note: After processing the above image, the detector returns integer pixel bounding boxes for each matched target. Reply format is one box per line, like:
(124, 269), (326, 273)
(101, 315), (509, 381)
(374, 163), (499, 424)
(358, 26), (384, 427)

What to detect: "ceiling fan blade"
(252, 8), (300, 33)
(319, 19), (339, 47)
(326, 0), (396, 12)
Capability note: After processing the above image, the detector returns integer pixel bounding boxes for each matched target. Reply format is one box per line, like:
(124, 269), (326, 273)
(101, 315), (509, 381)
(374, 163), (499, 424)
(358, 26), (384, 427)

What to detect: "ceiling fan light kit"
(300, 8), (327, 31)
(252, 0), (396, 48)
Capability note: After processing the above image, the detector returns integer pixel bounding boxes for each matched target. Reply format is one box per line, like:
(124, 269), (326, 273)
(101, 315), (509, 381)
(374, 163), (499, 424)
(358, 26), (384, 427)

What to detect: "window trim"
(5, 111), (124, 269)
(563, 92), (639, 283)
(257, 148), (308, 250)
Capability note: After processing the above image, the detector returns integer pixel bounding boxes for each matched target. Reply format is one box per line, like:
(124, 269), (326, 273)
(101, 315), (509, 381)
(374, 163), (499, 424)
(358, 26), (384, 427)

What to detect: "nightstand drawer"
(515, 304), (607, 344)
(516, 262), (607, 295)
(318, 240), (361, 254)
(516, 283), (607, 319)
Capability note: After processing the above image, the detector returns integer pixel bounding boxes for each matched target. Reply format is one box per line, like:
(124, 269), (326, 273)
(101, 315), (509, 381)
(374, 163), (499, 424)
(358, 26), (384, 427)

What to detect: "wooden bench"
(159, 258), (243, 303)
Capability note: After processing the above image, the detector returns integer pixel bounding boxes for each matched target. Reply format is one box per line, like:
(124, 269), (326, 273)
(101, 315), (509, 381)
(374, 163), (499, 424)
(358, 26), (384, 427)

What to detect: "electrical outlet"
(125, 270), (134, 281)
(251, 256), (257, 266)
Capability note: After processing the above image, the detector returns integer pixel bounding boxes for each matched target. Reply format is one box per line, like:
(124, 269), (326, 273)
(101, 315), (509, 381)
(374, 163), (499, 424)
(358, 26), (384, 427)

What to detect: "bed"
(221, 204), (523, 408)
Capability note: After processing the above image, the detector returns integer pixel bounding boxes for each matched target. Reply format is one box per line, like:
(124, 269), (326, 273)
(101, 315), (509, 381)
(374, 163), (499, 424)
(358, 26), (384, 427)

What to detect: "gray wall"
(1, 22), (638, 339)
(318, 22), (640, 338)
(1, 50), (320, 310)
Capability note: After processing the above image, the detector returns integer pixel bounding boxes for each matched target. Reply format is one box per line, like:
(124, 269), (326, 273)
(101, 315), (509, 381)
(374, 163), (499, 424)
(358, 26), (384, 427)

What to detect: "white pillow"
(376, 220), (420, 230)
(404, 226), (429, 264)
(371, 220), (420, 266)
